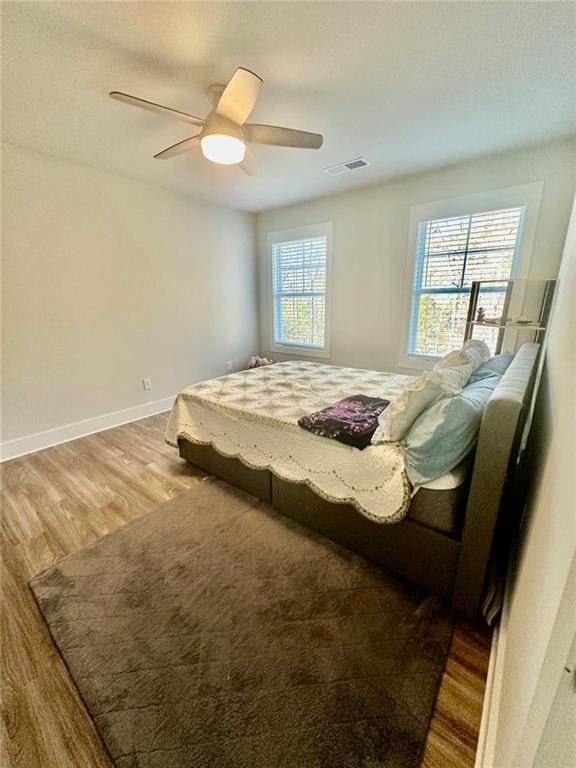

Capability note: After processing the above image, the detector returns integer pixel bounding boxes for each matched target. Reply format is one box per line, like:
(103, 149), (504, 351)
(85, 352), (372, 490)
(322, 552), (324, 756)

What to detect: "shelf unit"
(468, 321), (546, 331)
(464, 278), (556, 354)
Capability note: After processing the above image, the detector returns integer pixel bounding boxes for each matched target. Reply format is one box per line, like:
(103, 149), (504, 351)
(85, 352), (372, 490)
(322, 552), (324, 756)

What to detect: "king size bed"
(166, 342), (540, 618)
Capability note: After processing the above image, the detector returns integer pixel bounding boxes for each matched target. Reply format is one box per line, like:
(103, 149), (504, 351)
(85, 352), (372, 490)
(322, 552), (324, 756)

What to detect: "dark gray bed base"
(178, 343), (540, 619)
(179, 439), (462, 598)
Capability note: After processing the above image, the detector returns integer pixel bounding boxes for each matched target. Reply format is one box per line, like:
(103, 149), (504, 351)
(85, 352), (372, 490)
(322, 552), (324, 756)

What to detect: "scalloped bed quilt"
(166, 361), (415, 524)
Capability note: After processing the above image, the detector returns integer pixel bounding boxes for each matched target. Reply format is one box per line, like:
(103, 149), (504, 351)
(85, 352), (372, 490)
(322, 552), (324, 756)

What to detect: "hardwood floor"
(0, 413), (491, 767)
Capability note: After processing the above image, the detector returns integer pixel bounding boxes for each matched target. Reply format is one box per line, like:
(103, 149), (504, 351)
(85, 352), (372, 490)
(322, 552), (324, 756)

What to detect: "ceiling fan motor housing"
(201, 111), (243, 140)
(206, 84), (226, 107)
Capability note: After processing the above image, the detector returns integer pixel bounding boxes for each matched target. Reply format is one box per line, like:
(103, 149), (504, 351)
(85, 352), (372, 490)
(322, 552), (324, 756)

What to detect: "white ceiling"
(2, 1), (575, 212)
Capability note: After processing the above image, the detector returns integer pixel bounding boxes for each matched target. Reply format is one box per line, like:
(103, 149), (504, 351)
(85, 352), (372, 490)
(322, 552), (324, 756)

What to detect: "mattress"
(166, 361), (416, 523)
(408, 457), (471, 535)
(419, 457), (471, 491)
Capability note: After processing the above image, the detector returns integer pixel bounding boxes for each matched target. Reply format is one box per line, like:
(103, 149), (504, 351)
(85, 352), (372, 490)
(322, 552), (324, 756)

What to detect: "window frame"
(268, 222), (333, 359)
(398, 182), (544, 370)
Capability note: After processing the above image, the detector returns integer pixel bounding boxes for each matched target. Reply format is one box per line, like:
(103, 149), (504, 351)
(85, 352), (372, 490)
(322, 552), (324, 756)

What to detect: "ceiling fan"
(110, 67), (323, 173)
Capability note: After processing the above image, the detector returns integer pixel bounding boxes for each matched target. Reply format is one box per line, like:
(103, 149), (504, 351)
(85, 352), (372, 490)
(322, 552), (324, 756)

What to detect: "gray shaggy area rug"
(30, 478), (453, 768)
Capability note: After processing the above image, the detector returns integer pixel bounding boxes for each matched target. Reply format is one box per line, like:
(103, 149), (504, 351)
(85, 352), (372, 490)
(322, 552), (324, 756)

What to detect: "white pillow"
(461, 339), (491, 372)
(435, 339), (490, 374)
(372, 367), (465, 444)
(434, 354), (473, 389)
(372, 340), (491, 445)
(435, 349), (470, 370)
(432, 339), (490, 389)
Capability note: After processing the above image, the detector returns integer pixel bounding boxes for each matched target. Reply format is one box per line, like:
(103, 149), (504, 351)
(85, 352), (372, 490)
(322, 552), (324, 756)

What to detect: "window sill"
(271, 343), (330, 360)
(398, 352), (442, 371)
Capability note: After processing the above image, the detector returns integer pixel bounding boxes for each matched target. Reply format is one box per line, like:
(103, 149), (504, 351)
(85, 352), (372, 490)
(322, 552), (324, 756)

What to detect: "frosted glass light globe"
(201, 134), (246, 165)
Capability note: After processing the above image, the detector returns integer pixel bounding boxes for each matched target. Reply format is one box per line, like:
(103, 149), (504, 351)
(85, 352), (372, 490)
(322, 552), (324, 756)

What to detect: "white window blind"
(272, 235), (327, 349)
(408, 206), (525, 357)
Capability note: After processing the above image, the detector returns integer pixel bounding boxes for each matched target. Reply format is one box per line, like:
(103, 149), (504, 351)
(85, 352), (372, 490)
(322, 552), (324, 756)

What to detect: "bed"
(166, 343), (540, 618)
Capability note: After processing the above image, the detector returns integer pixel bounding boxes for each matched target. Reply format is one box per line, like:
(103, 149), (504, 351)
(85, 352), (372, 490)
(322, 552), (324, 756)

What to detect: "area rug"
(30, 478), (453, 768)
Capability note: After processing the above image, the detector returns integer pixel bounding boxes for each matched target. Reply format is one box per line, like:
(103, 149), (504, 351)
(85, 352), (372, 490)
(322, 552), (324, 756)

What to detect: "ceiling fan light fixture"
(111, 67), (324, 171)
(200, 134), (246, 165)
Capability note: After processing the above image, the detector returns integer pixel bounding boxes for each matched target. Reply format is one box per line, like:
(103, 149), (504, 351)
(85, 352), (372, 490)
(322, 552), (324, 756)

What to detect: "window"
(269, 223), (332, 357)
(407, 206), (525, 358)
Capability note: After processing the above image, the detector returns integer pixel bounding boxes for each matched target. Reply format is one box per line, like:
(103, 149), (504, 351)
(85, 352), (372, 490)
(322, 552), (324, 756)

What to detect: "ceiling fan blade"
(243, 123), (323, 149)
(216, 68), (262, 125)
(110, 92), (205, 127)
(154, 135), (200, 160)
(239, 146), (258, 176)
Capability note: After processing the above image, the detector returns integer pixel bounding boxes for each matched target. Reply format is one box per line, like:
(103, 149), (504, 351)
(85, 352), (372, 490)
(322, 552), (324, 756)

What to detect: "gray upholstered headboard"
(452, 342), (541, 615)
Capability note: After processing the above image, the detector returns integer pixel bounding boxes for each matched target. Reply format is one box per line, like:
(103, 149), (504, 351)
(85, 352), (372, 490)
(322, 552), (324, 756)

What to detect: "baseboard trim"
(475, 623), (503, 768)
(0, 396), (176, 462)
(475, 567), (515, 768)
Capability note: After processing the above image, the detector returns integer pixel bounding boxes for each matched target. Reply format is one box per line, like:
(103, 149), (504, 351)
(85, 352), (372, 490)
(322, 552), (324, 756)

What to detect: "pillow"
(469, 352), (514, 383)
(435, 339), (489, 372)
(433, 355), (473, 392)
(434, 339), (490, 382)
(461, 339), (491, 371)
(435, 349), (470, 370)
(404, 373), (500, 486)
(371, 367), (466, 444)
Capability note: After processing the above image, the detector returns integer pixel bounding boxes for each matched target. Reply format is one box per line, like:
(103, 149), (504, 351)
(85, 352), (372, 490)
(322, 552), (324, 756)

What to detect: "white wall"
(481, 194), (576, 768)
(256, 139), (576, 373)
(533, 612), (576, 768)
(1, 143), (258, 456)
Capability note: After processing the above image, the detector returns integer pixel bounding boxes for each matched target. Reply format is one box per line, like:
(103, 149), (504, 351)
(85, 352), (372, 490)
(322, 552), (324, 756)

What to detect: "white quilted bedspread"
(165, 361), (415, 523)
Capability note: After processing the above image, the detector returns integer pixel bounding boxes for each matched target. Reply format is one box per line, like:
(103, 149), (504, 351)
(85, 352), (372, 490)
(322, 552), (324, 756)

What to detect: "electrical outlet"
(226, 361), (233, 371)
(142, 378), (152, 391)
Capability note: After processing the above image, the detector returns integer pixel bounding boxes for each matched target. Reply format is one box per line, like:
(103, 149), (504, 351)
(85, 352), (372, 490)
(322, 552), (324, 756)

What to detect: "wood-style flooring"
(0, 413), (491, 768)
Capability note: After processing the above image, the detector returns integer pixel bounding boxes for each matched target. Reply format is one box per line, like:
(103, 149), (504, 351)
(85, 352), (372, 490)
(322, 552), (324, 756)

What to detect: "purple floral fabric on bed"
(298, 395), (390, 450)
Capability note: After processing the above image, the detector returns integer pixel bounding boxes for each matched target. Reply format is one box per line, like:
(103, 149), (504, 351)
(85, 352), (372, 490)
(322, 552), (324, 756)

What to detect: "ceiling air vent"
(324, 158), (370, 176)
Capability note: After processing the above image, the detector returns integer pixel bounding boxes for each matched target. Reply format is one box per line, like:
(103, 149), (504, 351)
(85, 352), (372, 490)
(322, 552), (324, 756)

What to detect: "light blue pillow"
(469, 352), (513, 384)
(404, 373), (500, 487)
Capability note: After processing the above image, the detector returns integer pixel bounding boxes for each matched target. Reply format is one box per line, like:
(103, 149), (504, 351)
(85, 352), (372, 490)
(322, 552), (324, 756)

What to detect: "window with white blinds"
(408, 206), (525, 357)
(271, 230), (329, 351)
